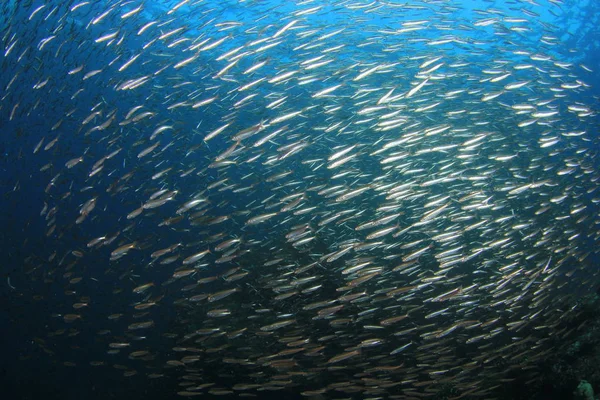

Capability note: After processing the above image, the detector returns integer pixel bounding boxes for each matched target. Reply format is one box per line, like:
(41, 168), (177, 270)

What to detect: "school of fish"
(2, 0), (599, 398)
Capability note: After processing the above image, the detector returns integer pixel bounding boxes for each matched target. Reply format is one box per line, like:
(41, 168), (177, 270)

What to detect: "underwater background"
(1, 0), (600, 399)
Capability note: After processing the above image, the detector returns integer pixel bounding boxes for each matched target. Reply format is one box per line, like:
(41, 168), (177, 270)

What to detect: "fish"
(4, 0), (599, 399)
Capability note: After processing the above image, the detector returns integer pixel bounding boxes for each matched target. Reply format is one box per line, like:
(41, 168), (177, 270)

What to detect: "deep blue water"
(1, 0), (600, 399)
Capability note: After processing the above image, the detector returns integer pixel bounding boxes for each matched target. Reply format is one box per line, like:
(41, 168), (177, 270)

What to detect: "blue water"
(1, 0), (600, 399)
